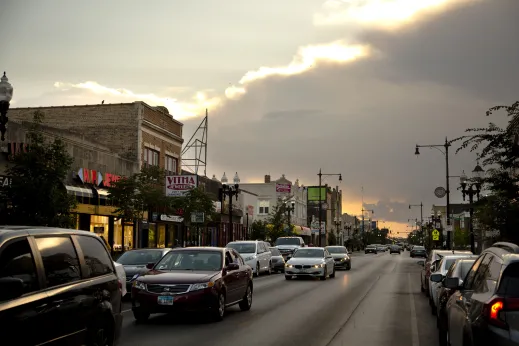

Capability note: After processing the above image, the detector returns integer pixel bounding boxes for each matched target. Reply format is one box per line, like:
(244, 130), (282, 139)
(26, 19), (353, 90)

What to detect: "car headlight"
(313, 263), (325, 268)
(244, 255), (257, 261)
(189, 282), (215, 291)
(132, 280), (146, 290)
(285, 264), (293, 268)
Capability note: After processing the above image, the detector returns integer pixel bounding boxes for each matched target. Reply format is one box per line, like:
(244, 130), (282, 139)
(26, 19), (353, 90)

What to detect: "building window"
(144, 148), (159, 167)
(258, 200), (270, 215)
(165, 155), (178, 175)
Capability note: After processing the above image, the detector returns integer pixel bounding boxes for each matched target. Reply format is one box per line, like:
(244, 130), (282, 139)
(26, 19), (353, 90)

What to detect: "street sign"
(432, 229), (440, 241)
(434, 186), (446, 198)
(191, 212), (205, 223)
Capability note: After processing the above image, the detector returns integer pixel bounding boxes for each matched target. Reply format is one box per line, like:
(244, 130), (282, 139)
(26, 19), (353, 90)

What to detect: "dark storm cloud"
(190, 0), (516, 224)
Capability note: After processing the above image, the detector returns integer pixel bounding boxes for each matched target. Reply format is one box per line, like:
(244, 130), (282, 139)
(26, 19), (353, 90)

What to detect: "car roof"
(227, 240), (259, 244)
(126, 248), (172, 251)
(325, 245), (345, 248)
(172, 246), (224, 252)
(299, 247), (325, 250)
(0, 226), (100, 245)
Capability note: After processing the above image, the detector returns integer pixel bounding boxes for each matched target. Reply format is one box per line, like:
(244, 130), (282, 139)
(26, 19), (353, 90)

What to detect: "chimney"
(264, 175), (271, 183)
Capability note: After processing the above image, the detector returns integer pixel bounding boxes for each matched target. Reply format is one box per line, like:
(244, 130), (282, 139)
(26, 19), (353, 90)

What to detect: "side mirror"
(430, 273), (443, 283)
(443, 277), (462, 289)
(227, 263), (239, 271)
(0, 277), (24, 301)
(417, 260), (425, 266)
(146, 262), (155, 269)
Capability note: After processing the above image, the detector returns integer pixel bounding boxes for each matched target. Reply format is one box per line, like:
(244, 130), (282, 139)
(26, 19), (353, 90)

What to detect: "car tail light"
(484, 296), (519, 329)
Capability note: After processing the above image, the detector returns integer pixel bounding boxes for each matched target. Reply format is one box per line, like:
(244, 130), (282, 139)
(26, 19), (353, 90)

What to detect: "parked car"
(269, 247), (285, 273)
(326, 246), (351, 270)
(420, 249), (472, 296)
(389, 245), (401, 254)
(410, 245), (426, 258)
(275, 236), (306, 260)
(0, 226), (123, 346)
(131, 247), (253, 322)
(431, 258), (477, 346)
(116, 248), (172, 295)
(226, 240), (272, 277)
(444, 242), (519, 346)
(365, 245), (378, 254)
(285, 247), (335, 280)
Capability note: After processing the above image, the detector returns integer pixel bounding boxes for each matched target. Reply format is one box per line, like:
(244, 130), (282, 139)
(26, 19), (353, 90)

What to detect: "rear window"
(499, 262), (519, 297)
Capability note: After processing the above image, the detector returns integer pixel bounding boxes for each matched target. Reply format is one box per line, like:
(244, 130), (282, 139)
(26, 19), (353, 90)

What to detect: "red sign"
(77, 168), (121, 187)
(276, 183), (292, 193)
(104, 173), (121, 187)
(166, 175), (198, 197)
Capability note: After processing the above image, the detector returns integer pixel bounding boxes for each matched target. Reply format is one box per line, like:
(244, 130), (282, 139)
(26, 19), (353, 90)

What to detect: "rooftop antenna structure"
(181, 109), (208, 176)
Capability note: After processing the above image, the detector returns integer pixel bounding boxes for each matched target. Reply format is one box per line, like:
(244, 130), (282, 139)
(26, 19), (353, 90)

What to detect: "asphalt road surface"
(118, 251), (438, 346)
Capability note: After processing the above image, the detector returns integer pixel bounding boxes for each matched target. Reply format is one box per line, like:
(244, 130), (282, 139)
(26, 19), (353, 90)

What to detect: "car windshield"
(293, 249), (324, 258)
(227, 243), (256, 253)
(275, 238), (300, 246)
(367, 245), (376, 248)
(270, 248), (281, 256)
(327, 247), (347, 254)
(413, 246), (425, 250)
(155, 250), (223, 271)
(116, 250), (164, 265)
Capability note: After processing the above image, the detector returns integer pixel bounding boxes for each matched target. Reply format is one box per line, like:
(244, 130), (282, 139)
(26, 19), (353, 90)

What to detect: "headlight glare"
(133, 280), (146, 290)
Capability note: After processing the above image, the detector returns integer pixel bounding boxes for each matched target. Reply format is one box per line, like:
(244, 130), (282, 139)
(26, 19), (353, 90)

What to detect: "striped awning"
(65, 185), (94, 198)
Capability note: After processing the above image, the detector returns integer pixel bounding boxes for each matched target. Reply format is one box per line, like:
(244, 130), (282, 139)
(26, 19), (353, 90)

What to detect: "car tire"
(320, 269), (327, 281)
(212, 293), (226, 322)
(330, 268), (336, 278)
(87, 317), (114, 346)
(267, 262), (272, 275)
(285, 275), (292, 280)
(347, 263), (351, 270)
(239, 284), (253, 311)
(133, 309), (150, 323)
(254, 263), (260, 277)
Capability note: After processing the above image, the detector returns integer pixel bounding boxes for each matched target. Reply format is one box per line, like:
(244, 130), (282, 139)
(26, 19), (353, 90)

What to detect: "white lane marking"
(122, 308), (132, 313)
(408, 272), (420, 346)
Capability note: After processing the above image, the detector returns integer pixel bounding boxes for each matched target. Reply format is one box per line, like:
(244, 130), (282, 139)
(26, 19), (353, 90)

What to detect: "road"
(118, 252), (438, 346)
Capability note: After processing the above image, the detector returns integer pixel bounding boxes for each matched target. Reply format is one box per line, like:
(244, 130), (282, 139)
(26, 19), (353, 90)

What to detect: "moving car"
(0, 226), (123, 346)
(275, 236), (305, 260)
(269, 247), (285, 273)
(410, 245), (426, 258)
(116, 248), (172, 295)
(365, 244), (378, 254)
(131, 247), (253, 322)
(389, 245), (401, 254)
(285, 247), (335, 280)
(326, 246), (351, 270)
(226, 240), (272, 276)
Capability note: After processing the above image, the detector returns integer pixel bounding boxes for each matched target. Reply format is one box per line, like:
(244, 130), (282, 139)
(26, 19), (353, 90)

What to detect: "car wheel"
(254, 263), (260, 277)
(285, 275), (292, 280)
(320, 268), (327, 281)
(239, 284), (253, 311)
(347, 263), (351, 270)
(330, 268), (336, 278)
(87, 318), (114, 346)
(132, 309), (150, 323)
(212, 293), (226, 322)
(267, 262), (272, 275)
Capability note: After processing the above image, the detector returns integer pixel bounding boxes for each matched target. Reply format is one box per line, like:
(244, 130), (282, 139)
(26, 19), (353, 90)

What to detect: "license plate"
(158, 296), (174, 306)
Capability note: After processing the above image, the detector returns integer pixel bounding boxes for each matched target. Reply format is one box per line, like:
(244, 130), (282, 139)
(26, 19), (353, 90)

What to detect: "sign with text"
(191, 212), (205, 223)
(276, 183), (291, 194)
(77, 168), (121, 187)
(307, 187), (327, 201)
(0, 175), (12, 188)
(432, 229), (440, 241)
(160, 214), (184, 223)
(166, 175), (198, 197)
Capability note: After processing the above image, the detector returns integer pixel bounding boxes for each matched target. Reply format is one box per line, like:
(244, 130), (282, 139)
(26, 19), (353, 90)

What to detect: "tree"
(328, 229), (338, 245)
(250, 219), (268, 240)
(453, 100), (519, 243)
(265, 198), (289, 242)
(171, 186), (216, 234)
(453, 226), (469, 249)
(1, 110), (77, 227)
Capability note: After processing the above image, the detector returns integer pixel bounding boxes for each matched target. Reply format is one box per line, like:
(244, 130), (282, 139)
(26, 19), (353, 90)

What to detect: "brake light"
(484, 297), (519, 329)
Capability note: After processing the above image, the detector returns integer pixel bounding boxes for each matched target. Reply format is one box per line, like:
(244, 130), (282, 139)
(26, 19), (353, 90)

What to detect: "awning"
(65, 185), (93, 198)
(292, 225), (311, 236)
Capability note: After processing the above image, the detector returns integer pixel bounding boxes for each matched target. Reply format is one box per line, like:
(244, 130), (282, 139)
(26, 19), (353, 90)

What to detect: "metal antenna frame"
(181, 109), (208, 176)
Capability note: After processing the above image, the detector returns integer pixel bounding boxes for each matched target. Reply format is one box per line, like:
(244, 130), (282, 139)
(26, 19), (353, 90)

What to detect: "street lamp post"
(362, 208), (374, 246)
(460, 163), (484, 254)
(317, 169), (342, 247)
(409, 202), (424, 242)
(415, 138), (452, 249)
(284, 199), (295, 235)
(0, 72), (14, 141)
(219, 172), (241, 242)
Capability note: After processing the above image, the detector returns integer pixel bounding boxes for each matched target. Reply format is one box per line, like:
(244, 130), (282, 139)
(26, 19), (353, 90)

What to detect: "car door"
(324, 249), (333, 274)
(262, 242), (272, 269)
(230, 250), (247, 296)
(0, 236), (53, 346)
(256, 242), (266, 271)
(223, 251), (240, 303)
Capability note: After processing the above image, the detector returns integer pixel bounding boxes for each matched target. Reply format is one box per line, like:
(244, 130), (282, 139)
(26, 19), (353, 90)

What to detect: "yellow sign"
(432, 229), (440, 241)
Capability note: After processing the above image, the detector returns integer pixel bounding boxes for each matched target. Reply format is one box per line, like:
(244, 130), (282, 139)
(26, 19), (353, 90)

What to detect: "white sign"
(191, 212), (205, 223)
(160, 214), (184, 223)
(166, 175), (198, 197)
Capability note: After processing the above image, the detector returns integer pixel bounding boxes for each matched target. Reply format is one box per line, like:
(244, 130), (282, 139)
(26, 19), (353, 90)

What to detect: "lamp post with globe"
(219, 172), (241, 242)
(0, 72), (14, 141)
(460, 162), (485, 254)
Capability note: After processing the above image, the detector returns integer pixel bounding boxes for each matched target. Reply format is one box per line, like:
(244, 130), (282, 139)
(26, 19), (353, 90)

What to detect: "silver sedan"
(284, 247), (335, 280)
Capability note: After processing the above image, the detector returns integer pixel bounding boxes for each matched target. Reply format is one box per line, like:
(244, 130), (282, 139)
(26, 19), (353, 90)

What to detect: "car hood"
(121, 265), (149, 277)
(287, 258), (324, 265)
(277, 245), (300, 250)
(137, 270), (219, 284)
(331, 253), (349, 259)
(239, 253), (256, 259)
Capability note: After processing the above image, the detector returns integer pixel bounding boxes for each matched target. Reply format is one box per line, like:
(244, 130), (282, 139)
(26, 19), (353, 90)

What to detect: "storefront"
(144, 213), (184, 248)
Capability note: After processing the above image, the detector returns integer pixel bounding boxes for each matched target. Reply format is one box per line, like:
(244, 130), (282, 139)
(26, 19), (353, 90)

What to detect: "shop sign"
(77, 168), (121, 187)
(160, 214), (184, 223)
(0, 175), (12, 187)
(191, 212), (204, 223)
(276, 183), (291, 193)
(165, 175), (198, 197)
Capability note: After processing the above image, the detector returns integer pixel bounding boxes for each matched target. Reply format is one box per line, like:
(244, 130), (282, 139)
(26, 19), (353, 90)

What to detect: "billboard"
(276, 183), (291, 193)
(166, 175), (198, 197)
(307, 186), (327, 201)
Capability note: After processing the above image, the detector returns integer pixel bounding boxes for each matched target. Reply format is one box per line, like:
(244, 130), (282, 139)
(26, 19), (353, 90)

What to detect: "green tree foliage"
(171, 186), (216, 227)
(453, 101), (519, 243)
(266, 198), (289, 242)
(1, 111), (77, 227)
(328, 230), (338, 245)
(250, 219), (268, 240)
(453, 226), (469, 249)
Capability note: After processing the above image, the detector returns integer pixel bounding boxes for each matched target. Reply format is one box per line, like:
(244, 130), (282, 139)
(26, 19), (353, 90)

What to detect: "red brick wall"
(142, 105), (182, 138)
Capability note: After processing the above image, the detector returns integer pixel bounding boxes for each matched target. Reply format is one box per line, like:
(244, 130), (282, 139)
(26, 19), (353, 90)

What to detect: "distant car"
(389, 245), (401, 254)
(410, 245), (426, 258)
(285, 247), (335, 280)
(131, 247), (253, 322)
(269, 247), (285, 273)
(326, 246), (351, 270)
(365, 245), (377, 254)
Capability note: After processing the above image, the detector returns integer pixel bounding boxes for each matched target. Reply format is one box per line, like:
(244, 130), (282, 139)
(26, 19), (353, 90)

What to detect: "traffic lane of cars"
(117, 253), (391, 346)
(329, 254), (439, 346)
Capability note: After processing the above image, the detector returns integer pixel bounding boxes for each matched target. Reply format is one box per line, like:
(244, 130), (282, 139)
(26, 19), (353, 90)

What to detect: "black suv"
(0, 226), (123, 345)
(444, 242), (519, 346)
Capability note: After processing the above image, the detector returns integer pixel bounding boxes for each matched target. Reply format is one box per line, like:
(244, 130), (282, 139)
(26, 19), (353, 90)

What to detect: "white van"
(226, 240), (272, 276)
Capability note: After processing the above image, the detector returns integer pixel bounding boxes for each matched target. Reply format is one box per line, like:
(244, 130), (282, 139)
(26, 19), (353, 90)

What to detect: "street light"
(317, 169), (342, 247)
(460, 162), (484, 254)
(283, 199), (295, 235)
(0, 72), (14, 141)
(415, 137), (453, 249)
(409, 202), (424, 242)
(219, 172), (240, 242)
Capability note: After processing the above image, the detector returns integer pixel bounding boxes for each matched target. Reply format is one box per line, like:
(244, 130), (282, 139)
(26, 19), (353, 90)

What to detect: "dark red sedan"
(131, 247), (253, 322)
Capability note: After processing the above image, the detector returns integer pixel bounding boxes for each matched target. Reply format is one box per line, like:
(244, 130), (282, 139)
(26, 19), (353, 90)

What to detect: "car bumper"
(365, 250), (377, 254)
(334, 259), (350, 267)
(410, 253), (426, 257)
(285, 266), (325, 277)
(131, 287), (219, 314)
(272, 262), (285, 271)
(390, 251), (400, 254)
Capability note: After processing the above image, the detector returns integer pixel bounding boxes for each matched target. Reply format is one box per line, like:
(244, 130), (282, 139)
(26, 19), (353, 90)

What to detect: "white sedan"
(284, 247), (335, 280)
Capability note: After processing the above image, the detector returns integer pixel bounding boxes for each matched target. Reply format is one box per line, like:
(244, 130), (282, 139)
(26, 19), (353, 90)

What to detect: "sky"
(2, 0), (518, 235)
